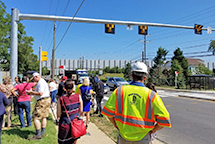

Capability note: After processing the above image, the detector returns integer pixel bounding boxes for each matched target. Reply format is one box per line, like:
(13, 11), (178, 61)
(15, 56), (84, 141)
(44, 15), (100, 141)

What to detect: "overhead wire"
(46, 0), (71, 55)
(40, 0), (53, 48)
(54, 0), (85, 52)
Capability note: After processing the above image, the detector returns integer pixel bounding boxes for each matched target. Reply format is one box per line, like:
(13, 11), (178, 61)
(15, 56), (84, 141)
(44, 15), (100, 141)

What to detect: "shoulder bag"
(61, 97), (87, 139)
(84, 86), (91, 101)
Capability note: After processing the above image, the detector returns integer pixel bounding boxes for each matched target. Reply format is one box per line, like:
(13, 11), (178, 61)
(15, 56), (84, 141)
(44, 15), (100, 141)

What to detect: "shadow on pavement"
(2, 128), (35, 139)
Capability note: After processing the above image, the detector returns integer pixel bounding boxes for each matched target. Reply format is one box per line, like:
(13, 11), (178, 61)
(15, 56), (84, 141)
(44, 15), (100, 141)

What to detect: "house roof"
(186, 58), (204, 66)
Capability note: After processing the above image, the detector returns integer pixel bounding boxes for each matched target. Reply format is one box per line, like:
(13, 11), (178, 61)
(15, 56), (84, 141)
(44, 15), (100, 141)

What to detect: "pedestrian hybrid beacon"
(102, 62), (171, 141)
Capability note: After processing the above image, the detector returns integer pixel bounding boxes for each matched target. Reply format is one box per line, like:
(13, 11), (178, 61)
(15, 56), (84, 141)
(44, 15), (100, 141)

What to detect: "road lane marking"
(176, 96), (215, 103)
(166, 105), (172, 107)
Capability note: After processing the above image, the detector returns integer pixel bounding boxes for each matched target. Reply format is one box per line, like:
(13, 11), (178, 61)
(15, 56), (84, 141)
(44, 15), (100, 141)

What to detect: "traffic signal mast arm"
(18, 12), (215, 31)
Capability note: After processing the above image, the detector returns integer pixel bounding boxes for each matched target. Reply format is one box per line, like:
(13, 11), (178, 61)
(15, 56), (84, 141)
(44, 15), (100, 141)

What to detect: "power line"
(56, 0), (71, 31)
(40, 0), (53, 47)
(47, 0), (71, 54)
(55, 0), (85, 52)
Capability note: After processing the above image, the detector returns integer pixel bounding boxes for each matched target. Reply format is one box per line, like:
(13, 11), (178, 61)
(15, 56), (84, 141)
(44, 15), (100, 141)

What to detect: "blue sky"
(3, 0), (215, 62)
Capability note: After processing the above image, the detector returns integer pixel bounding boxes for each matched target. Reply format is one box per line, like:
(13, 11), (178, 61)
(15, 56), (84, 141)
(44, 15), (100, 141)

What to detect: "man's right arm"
(152, 94), (171, 128)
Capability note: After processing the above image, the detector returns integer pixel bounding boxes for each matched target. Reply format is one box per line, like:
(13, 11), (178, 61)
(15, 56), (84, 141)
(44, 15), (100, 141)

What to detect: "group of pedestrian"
(0, 61), (171, 144)
(55, 75), (104, 144)
(0, 72), (54, 142)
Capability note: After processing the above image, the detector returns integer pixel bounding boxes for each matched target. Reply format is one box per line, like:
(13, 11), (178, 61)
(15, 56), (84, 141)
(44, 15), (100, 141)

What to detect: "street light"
(139, 34), (150, 64)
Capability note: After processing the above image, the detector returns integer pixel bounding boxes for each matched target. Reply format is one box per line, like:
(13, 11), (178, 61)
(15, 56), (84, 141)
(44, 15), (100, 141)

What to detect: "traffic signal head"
(139, 26), (148, 35)
(105, 24), (115, 34)
(194, 24), (203, 35)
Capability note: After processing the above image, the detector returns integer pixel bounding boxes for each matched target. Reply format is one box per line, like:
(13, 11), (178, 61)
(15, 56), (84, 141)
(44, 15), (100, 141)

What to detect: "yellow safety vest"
(102, 85), (171, 141)
(75, 84), (82, 94)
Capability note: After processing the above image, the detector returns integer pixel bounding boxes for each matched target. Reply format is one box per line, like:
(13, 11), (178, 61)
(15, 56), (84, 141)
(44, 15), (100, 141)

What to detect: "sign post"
(175, 71), (179, 88)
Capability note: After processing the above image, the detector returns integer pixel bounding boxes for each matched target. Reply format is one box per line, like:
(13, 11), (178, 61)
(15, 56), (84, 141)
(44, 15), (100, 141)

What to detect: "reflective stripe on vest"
(116, 85), (155, 128)
(116, 86), (124, 114)
(102, 106), (115, 117)
(146, 90), (156, 120)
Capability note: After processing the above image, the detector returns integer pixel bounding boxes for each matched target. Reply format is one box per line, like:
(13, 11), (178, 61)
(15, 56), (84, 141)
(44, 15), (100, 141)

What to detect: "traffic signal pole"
(10, 8), (215, 80)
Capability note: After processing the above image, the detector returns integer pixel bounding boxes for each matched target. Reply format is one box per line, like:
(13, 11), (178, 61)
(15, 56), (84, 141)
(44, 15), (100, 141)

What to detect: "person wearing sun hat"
(26, 72), (51, 140)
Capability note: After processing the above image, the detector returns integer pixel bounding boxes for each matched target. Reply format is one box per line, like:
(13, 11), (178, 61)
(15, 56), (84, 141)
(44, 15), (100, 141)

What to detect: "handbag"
(84, 86), (91, 101)
(61, 97), (87, 139)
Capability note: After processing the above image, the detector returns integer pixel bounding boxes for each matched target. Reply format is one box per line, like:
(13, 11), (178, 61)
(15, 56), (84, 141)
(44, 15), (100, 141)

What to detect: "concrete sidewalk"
(78, 122), (164, 144)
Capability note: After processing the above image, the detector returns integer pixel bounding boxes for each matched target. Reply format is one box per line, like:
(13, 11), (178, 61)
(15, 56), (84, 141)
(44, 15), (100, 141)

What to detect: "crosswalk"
(101, 90), (177, 104)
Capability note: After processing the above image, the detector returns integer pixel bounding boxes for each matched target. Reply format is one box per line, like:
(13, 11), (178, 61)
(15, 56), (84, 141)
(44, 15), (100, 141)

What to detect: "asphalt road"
(101, 91), (215, 144)
(157, 96), (215, 144)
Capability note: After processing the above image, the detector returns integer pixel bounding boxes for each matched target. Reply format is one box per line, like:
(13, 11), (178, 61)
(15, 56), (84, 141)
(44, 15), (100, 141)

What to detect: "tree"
(124, 63), (132, 80)
(42, 67), (50, 75)
(0, 1), (10, 71)
(0, 1), (39, 73)
(208, 40), (215, 55)
(103, 67), (111, 73)
(170, 59), (185, 88)
(172, 47), (189, 81)
(194, 64), (213, 75)
(148, 47), (168, 85)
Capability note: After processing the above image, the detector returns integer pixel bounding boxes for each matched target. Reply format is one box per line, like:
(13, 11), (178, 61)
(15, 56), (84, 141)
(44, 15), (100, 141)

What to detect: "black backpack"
(84, 86), (91, 101)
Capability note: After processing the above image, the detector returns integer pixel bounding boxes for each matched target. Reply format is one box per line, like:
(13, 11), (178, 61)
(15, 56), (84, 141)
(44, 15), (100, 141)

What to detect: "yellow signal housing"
(105, 24), (115, 34)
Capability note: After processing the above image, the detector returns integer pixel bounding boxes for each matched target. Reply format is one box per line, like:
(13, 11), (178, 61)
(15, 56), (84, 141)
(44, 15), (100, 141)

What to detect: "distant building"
(162, 58), (214, 75)
(41, 58), (214, 76)
(42, 59), (154, 76)
(187, 58), (205, 74)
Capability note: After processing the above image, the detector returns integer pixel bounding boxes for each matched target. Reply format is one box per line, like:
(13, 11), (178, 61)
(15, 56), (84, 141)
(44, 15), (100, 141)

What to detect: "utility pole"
(139, 35), (150, 64)
(39, 46), (42, 76)
(51, 21), (56, 79)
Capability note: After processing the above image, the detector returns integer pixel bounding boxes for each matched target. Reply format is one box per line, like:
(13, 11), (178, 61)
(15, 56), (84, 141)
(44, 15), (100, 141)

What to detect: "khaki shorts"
(32, 97), (51, 119)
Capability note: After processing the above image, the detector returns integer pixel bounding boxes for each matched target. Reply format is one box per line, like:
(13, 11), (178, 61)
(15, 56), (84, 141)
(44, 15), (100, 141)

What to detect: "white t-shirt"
(49, 82), (57, 92)
(34, 78), (50, 101)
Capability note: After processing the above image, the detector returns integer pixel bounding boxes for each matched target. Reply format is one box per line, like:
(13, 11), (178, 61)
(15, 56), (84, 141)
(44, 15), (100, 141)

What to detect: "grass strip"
(1, 99), (58, 144)
(90, 111), (118, 143)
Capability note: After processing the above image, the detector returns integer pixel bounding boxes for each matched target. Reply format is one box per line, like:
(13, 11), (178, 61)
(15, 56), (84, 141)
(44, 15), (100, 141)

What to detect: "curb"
(157, 88), (215, 95)
(178, 95), (215, 101)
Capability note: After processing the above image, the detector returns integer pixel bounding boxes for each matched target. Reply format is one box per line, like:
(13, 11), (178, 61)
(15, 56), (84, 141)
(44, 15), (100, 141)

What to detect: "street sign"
(207, 26), (212, 34)
(175, 71), (179, 77)
(59, 65), (64, 69)
(59, 69), (64, 74)
(127, 25), (133, 30)
(99, 70), (103, 75)
(41, 51), (47, 61)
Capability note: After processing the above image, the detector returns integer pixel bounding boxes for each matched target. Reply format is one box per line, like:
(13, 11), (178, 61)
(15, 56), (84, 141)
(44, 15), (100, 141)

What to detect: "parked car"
(106, 77), (129, 90)
(104, 84), (110, 94)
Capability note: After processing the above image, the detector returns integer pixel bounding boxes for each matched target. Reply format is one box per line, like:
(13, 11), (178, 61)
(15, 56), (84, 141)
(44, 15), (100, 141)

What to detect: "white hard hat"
(131, 61), (148, 74)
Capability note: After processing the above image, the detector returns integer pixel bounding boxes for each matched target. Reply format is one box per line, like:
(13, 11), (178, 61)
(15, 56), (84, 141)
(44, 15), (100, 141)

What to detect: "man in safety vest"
(101, 61), (171, 144)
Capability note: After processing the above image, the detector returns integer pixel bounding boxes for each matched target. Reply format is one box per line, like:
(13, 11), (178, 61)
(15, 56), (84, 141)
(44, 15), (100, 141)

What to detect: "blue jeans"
(50, 90), (57, 103)
(18, 101), (31, 128)
(0, 114), (4, 144)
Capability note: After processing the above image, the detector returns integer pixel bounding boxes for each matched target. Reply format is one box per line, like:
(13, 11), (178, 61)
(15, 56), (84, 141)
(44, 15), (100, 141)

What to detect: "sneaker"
(93, 111), (98, 114)
(98, 114), (103, 117)
(28, 135), (42, 140)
